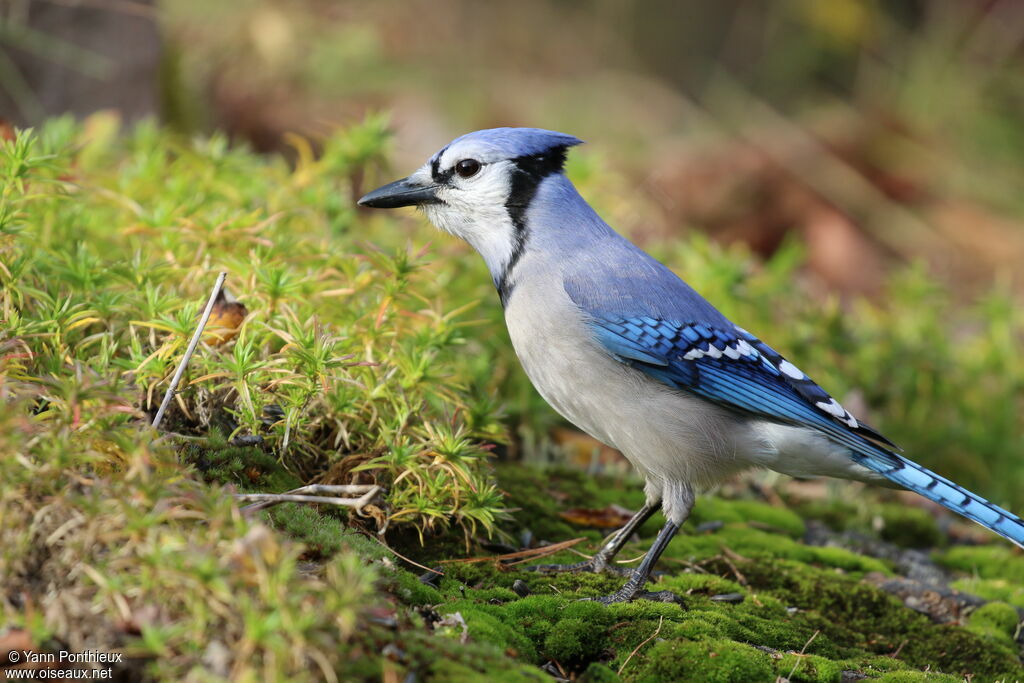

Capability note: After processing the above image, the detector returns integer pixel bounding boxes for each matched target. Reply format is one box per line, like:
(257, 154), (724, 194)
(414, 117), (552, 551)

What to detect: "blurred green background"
(2, 0), (1022, 505)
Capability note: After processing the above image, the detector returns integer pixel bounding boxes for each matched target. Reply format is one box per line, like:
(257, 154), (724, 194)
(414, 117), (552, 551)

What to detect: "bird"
(358, 127), (1024, 604)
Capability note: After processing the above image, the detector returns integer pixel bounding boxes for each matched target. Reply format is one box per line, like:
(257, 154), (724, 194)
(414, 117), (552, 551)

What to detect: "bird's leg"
(591, 519), (681, 604)
(526, 501), (661, 576)
(592, 484), (693, 604)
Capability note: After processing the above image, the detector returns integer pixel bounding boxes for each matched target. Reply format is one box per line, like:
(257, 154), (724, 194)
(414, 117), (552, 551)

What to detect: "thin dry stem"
(236, 485), (382, 513)
(618, 615), (664, 675)
(152, 272), (227, 430)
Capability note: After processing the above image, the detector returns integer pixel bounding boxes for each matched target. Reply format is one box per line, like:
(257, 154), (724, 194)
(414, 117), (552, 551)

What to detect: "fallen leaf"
(559, 504), (636, 529)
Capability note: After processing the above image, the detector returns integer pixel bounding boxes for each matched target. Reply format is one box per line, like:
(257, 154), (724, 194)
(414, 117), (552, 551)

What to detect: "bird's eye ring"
(455, 158), (482, 178)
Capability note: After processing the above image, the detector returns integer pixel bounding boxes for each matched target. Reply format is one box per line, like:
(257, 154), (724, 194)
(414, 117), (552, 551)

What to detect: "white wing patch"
(681, 340), (759, 362)
(815, 398), (859, 429)
(777, 359), (805, 380)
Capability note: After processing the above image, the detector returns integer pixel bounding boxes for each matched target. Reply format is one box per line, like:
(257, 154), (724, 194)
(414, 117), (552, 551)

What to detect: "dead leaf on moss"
(559, 504), (635, 529)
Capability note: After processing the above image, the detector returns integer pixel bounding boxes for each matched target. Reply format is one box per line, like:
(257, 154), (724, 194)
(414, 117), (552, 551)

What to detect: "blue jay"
(359, 128), (1024, 603)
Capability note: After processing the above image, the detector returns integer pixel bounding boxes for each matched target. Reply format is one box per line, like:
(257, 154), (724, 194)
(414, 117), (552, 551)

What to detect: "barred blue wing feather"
(585, 315), (1024, 548)
(732, 326), (899, 449)
(589, 317), (892, 448)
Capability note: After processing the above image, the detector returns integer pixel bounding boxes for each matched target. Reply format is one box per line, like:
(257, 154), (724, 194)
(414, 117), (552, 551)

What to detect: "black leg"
(526, 501), (661, 576)
(591, 519), (681, 604)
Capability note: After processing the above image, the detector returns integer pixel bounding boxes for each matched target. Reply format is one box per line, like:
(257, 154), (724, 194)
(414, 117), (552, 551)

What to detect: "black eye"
(455, 158), (481, 178)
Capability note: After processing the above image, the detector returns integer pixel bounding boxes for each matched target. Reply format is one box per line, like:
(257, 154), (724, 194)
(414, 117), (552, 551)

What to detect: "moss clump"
(773, 653), (849, 682)
(966, 601), (1021, 645)
(544, 617), (606, 667)
(937, 545), (1024, 583)
(690, 497), (806, 537)
(874, 504), (944, 549)
(440, 605), (538, 661)
(265, 504), (352, 557)
(579, 662), (621, 682)
(950, 577), (1024, 609)
(633, 638), (774, 682)
(395, 625), (547, 682)
(875, 673), (963, 682)
(664, 524), (890, 575)
(391, 569), (443, 606)
(791, 498), (860, 532)
(501, 595), (566, 644)
(715, 556), (1023, 677)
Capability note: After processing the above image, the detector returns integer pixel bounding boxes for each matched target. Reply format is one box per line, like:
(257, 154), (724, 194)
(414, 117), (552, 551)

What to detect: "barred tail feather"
(855, 450), (1024, 548)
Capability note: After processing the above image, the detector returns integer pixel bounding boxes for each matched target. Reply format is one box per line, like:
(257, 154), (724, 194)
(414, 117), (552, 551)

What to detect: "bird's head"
(358, 127), (583, 279)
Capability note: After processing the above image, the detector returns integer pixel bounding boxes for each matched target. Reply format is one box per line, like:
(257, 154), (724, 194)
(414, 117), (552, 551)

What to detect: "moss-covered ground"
(363, 465), (1023, 682)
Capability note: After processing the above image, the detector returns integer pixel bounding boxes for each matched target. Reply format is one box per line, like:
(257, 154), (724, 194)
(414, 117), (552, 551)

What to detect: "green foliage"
(0, 116), (510, 541)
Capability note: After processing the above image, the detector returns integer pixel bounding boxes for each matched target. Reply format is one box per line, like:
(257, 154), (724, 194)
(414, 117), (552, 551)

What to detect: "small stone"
(695, 520), (725, 533)
(512, 579), (531, 597)
(710, 592), (745, 604)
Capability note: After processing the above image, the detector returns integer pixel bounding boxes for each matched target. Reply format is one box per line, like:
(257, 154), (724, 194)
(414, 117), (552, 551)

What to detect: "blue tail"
(855, 450), (1024, 548)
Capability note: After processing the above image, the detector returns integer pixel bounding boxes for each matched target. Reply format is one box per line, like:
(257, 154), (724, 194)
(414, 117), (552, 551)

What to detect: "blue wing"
(585, 315), (1024, 548)
(588, 317), (895, 451)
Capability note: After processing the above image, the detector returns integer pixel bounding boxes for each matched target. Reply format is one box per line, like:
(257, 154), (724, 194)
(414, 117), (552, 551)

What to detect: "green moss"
(559, 600), (616, 626)
(182, 434), (303, 492)
(774, 653), (846, 683)
(392, 569), (442, 606)
(579, 662), (621, 682)
(399, 627), (547, 682)
(722, 556), (1024, 677)
(937, 545), (1024, 583)
(950, 577), (1024, 609)
(441, 606), (538, 661)
(791, 498), (860, 532)
(875, 672), (962, 682)
(690, 498), (806, 537)
(465, 586), (521, 603)
(966, 601), (1021, 645)
(874, 504), (943, 549)
(501, 595), (565, 643)
(265, 504), (349, 557)
(654, 572), (743, 596)
(544, 617), (607, 668)
(664, 525), (889, 574)
(633, 638), (774, 682)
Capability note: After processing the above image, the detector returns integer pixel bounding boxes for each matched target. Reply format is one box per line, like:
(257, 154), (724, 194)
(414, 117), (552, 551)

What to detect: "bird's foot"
(584, 571), (683, 605)
(588, 586), (682, 605)
(524, 557), (632, 577)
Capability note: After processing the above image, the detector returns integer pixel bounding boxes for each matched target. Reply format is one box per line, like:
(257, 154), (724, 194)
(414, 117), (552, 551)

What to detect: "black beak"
(357, 177), (441, 209)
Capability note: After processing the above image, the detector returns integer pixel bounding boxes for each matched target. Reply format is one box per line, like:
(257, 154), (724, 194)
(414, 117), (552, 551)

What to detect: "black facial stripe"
(496, 146), (570, 306)
(430, 144), (452, 183)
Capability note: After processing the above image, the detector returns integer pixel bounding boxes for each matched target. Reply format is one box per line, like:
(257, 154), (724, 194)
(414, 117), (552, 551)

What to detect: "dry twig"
(437, 537), (588, 566)
(618, 615), (665, 675)
(151, 272), (226, 430)
(236, 484), (381, 513)
(778, 629), (820, 682)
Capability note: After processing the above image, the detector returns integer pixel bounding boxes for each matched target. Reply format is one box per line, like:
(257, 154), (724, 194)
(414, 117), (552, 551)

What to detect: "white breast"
(502, 263), (756, 500)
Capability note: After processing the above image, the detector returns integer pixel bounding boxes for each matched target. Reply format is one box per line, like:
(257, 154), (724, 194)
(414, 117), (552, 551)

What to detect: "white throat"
(418, 164), (519, 287)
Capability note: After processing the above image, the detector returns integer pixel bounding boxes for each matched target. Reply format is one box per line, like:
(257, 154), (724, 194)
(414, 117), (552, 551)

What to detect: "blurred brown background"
(3, 0), (1024, 296)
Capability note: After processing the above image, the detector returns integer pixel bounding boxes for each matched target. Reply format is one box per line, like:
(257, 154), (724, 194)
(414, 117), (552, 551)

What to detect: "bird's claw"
(524, 558), (632, 576)
(587, 588), (682, 605)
